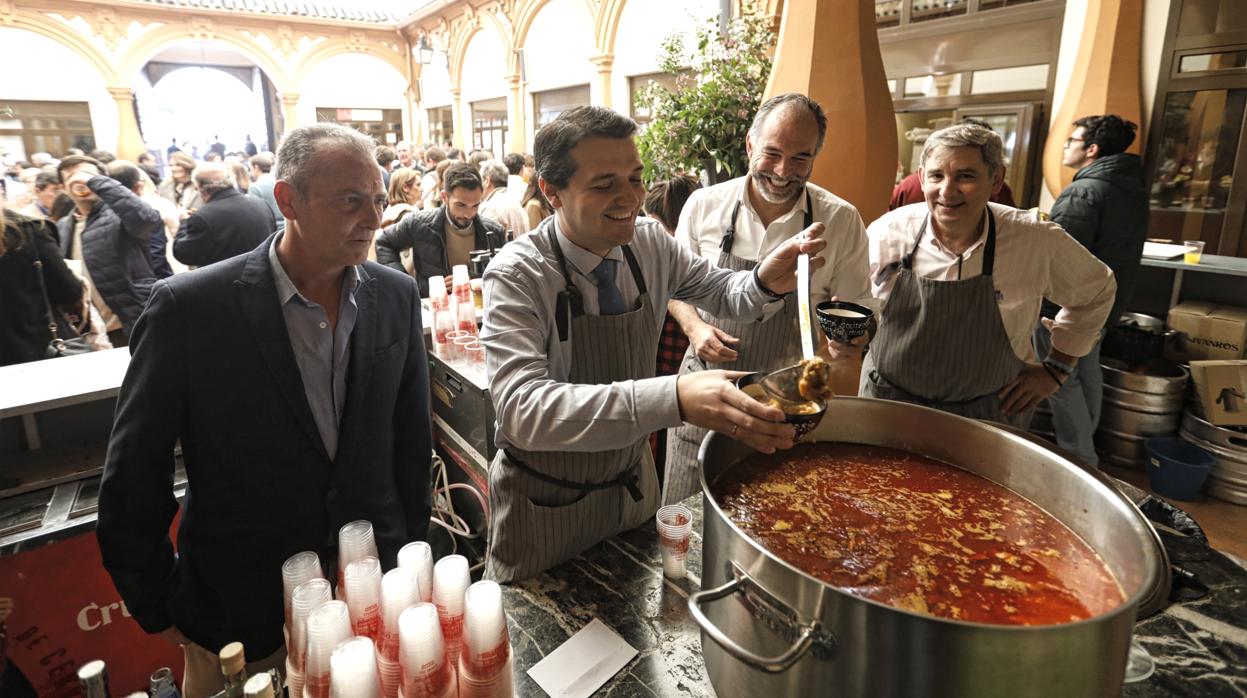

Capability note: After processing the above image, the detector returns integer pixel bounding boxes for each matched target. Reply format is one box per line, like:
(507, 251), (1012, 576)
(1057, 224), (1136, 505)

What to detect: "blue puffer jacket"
(57, 175), (163, 337)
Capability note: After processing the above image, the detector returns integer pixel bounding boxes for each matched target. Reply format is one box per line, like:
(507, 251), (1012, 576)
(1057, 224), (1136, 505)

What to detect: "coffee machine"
(469, 230), (508, 277)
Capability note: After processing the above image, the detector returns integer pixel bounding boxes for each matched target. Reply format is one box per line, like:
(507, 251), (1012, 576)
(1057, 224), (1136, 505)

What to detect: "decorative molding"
(0, 0), (15, 27)
(346, 29), (367, 51)
(106, 85), (135, 101)
(187, 15), (216, 42)
(92, 7), (123, 49)
(275, 23), (297, 58)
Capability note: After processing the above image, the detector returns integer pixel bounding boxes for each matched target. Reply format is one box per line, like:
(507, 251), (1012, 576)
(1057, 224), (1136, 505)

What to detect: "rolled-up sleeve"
(1044, 224), (1117, 357)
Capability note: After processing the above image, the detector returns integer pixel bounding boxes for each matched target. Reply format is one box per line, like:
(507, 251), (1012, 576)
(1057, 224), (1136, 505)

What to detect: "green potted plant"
(635, 8), (777, 184)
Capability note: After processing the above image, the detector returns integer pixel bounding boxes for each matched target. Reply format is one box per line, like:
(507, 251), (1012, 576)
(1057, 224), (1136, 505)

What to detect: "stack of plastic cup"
(282, 551), (323, 630)
(398, 603), (456, 698)
(338, 520), (379, 597)
(656, 504), (694, 580)
(397, 542), (434, 603)
(289, 577), (333, 695)
(452, 265), (471, 305)
(344, 557), (383, 642)
(330, 636), (383, 698)
(429, 276), (451, 356)
(379, 567), (418, 661)
(458, 581), (514, 697)
(432, 555), (470, 667)
(304, 600), (352, 698)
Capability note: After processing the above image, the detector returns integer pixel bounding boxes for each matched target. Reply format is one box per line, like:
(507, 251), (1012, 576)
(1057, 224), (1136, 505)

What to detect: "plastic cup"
(305, 601), (352, 698)
(344, 557), (383, 642)
(398, 603), (455, 698)
(470, 278), (483, 310)
(461, 581), (510, 680)
(656, 504), (693, 580)
(1184, 240), (1205, 264)
(452, 335), (478, 369)
(338, 520), (379, 596)
(330, 636), (382, 698)
(379, 567), (419, 661)
(376, 650), (402, 698)
(444, 330), (470, 363)
(291, 578), (333, 672)
(397, 541), (434, 603)
(458, 653), (514, 698)
(432, 555), (470, 667)
(282, 551), (323, 628)
(464, 342), (485, 367)
(285, 655), (305, 698)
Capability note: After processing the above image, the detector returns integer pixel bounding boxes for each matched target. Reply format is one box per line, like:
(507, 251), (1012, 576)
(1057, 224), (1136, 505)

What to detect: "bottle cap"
(220, 641), (246, 675)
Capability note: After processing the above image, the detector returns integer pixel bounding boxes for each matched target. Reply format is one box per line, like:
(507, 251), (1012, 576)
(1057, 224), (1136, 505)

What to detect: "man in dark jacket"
(173, 162), (275, 268)
(105, 159), (173, 279)
(97, 123), (433, 697)
(1034, 114), (1148, 467)
(57, 155), (164, 343)
(374, 161), (505, 296)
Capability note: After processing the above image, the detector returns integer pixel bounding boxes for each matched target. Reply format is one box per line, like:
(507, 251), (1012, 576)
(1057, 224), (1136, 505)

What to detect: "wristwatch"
(752, 267), (787, 300)
(1043, 356), (1076, 376)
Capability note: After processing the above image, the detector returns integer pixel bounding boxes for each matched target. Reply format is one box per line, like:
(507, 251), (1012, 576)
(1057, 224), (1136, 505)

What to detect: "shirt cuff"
(752, 266), (787, 300)
(635, 374), (683, 433)
(1048, 324), (1099, 359)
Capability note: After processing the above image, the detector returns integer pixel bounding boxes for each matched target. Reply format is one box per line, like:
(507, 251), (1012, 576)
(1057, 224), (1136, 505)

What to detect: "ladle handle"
(688, 572), (821, 673)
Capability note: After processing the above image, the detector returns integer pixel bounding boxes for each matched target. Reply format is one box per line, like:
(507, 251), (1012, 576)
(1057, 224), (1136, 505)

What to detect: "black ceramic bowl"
(816, 300), (873, 345)
(735, 372), (827, 441)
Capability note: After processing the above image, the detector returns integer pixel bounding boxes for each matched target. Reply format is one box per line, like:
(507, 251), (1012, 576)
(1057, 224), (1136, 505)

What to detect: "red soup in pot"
(712, 443), (1126, 625)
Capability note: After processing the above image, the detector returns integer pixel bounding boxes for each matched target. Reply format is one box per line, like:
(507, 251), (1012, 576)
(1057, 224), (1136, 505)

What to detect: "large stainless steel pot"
(691, 397), (1169, 698)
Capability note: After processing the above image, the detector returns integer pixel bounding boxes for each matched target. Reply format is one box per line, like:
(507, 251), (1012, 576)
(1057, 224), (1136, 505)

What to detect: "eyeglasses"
(1063, 136), (1085, 148)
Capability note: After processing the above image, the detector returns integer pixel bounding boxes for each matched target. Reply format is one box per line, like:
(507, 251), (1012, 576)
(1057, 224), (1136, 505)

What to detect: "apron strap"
(504, 450), (644, 502)
(621, 244), (647, 295)
(548, 224), (583, 342)
(720, 188), (814, 255)
(903, 207), (998, 275)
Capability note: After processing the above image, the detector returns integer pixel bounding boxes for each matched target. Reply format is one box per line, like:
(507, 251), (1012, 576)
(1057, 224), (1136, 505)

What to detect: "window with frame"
(427, 106), (454, 146)
(315, 107), (403, 144)
(533, 85), (590, 132)
(0, 100), (95, 159)
(471, 97), (508, 160)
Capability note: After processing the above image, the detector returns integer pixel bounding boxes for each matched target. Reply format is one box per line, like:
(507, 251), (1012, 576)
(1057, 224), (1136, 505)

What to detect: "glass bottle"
(219, 641), (247, 697)
(149, 667), (181, 698)
(77, 660), (111, 698)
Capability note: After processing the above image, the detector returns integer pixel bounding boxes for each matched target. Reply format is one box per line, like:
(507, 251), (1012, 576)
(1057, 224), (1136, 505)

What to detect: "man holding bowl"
(862, 122), (1116, 427)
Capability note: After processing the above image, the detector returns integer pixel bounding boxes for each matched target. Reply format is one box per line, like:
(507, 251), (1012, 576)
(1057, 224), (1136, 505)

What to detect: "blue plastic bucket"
(1145, 437), (1215, 501)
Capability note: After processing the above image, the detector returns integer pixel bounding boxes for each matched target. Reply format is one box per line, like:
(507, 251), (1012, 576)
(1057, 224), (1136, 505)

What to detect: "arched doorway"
(301, 52), (410, 148)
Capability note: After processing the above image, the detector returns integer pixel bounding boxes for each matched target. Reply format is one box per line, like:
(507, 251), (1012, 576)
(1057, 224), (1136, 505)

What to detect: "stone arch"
(448, 15), (514, 89)
(512, 0), (598, 54)
(120, 24), (292, 93)
(595, 0), (629, 56)
(293, 37), (410, 89)
(4, 11), (119, 84)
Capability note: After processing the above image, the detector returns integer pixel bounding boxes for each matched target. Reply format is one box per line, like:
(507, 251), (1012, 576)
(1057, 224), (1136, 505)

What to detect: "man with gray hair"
(98, 122), (433, 697)
(247, 152), (284, 233)
(478, 159), (528, 236)
(861, 122), (1116, 428)
(172, 161), (275, 268)
(662, 92), (875, 504)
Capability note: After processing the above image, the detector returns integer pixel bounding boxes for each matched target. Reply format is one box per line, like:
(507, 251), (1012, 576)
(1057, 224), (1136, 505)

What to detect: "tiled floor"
(1104, 464), (1247, 562)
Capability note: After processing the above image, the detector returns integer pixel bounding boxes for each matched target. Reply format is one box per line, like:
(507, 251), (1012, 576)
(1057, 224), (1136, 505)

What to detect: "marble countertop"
(500, 496), (1247, 697)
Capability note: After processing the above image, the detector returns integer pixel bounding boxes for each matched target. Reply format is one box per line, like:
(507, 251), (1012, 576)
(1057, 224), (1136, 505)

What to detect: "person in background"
(17, 169), (61, 219)
(56, 154), (162, 345)
(88, 149), (116, 165)
(0, 206), (85, 366)
(248, 153), (284, 233)
(375, 145), (397, 188)
(1034, 114), (1148, 467)
(890, 118), (1017, 210)
(174, 162), (276, 268)
(226, 157), (251, 195)
(207, 136), (226, 160)
(137, 152), (163, 186)
(420, 147), (447, 210)
(503, 153), (527, 203)
(107, 160), (174, 279)
(98, 123), (433, 698)
(467, 149), (492, 170)
(375, 161), (505, 296)
(521, 153), (536, 183)
(47, 192), (75, 224)
(447, 147), (463, 162)
(158, 151), (203, 212)
(521, 175), (554, 231)
(863, 123), (1116, 428)
(641, 173), (701, 484)
(478, 159), (528, 237)
(243, 134), (258, 157)
(395, 140), (416, 170)
(381, 167), (422, 229)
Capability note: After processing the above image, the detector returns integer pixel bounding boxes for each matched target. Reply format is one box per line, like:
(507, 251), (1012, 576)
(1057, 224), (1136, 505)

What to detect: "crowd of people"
(0, 94), (1149, 697)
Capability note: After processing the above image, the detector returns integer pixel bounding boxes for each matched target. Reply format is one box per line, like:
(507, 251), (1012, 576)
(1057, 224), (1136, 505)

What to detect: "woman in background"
(0, 207), (85, 366)
(521, 176), (554, 231)
(382, 167), (423, 228)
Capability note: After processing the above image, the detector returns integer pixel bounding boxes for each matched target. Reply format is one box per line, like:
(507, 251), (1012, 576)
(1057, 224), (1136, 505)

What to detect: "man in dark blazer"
(173, 162), (276, 268)
(374, 162), (505, 296)
(97, 123), (433, 698)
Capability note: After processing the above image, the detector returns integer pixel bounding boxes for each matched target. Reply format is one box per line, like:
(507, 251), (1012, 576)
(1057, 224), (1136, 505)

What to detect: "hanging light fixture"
(415, 35), (434, 65)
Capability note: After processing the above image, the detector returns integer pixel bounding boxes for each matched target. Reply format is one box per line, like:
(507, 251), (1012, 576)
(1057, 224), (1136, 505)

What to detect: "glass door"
(955, 103), (1037, 206)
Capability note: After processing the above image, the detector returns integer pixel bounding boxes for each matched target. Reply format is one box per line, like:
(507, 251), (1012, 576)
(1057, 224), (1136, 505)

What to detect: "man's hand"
(677, 370), (796, 453)
(689, 324), (739, 363)
(998, 363), (1062, 416)
(827, 333), (869, 360)
(443, 275), (455, 296)
(158, 625), (191, 647)
(756, 222), (828, 295)
(65, 170), (95, 199)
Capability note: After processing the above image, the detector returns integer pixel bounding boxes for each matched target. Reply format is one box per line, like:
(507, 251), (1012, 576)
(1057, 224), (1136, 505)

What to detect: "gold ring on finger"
(730, 424), (739, 437)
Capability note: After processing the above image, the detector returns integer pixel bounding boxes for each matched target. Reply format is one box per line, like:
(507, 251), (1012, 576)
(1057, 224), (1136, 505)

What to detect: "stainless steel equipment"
(1179, 410), (1247, 505)
(1097, 359), (1189, 466)
(691, 397), (1169, 698)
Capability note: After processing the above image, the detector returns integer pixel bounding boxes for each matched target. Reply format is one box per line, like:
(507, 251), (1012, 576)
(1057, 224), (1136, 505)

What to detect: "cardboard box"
(1166, 301), (1247, 362)
(1189, 360), (1247, 427)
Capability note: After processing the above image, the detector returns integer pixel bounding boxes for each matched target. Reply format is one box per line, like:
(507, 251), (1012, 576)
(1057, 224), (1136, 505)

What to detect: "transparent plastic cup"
(397, 541), (434, 603)
(282, 551), (323, 628)
(1184, 240), (1205, 264)
(656, 504), (693, 580)
(344, 557), (383, 642)
(432, 555), (470, 666)
(444, 330), (470, 364)
(379, 567), (419, 661)
(398, 603), (455, 698)
(304, 600), (352, 698)
(461, 581), (510, 681)
(464, 342), (485, 367)
(290, 578), (333, 672)
(338, 520), (379, 596)
(330, 636), (382, 698)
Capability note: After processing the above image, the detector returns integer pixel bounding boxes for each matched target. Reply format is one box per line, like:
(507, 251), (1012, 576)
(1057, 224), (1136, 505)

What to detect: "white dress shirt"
(481, 215), (784, 453)
(676, 177), (876, 311)
(868, 202), (1116, 361)
(479, 187), (529, 237)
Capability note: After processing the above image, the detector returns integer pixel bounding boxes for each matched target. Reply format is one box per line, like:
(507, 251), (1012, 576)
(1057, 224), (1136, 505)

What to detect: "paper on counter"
(1142, 241), (1187, 260)
(527, 618), (638, 698)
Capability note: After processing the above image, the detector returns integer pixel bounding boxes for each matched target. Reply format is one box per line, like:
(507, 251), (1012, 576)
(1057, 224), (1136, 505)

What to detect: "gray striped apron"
(483, 230), (661, 583)
(860, 210), (1033, 429)
(661, 192), (810, 505)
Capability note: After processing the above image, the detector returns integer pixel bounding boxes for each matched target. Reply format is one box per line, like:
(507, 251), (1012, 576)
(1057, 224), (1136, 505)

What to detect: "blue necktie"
(592, 258), (626, 316)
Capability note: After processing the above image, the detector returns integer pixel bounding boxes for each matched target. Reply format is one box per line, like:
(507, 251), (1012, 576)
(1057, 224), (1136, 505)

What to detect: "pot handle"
(688, 574), (818, 674)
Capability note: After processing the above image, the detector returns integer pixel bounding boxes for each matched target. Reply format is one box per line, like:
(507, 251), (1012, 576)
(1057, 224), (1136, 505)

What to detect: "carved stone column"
(106, 86), (146, 160)
(589, 54), (614, 109)
(450, 88), (465, 150)
(1042, 0), (1143, 198)
(280, 92), (301, 132)
(763, 0), (895, 224)
(507, 73), (526, 153)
